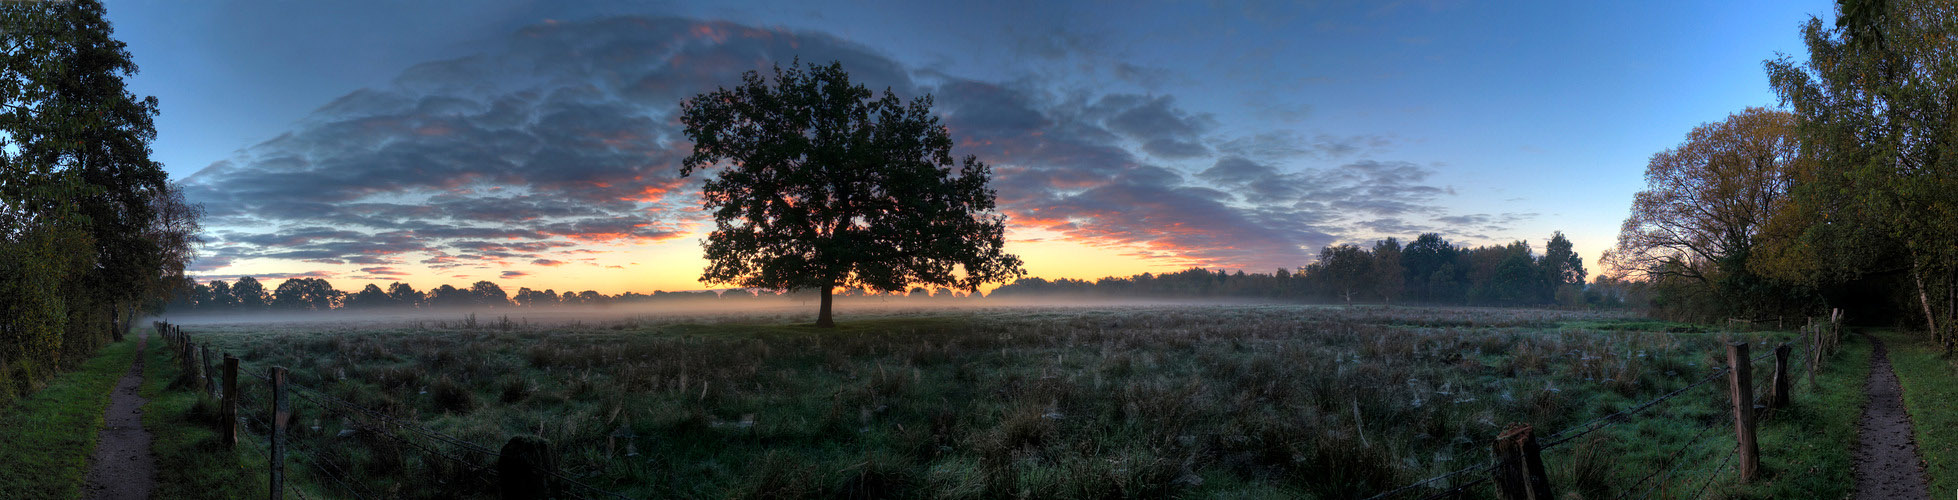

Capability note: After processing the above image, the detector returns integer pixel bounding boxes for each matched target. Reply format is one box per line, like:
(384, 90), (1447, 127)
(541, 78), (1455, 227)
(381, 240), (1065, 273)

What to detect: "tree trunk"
(816, 286), (835, 328)
(1914, 265), (1938, 342)
(109, 303), (126, 342)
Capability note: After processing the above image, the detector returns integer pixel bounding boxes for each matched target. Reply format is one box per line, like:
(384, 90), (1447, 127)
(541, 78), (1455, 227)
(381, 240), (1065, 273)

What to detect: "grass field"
(140, 330), (270, 500)
(159, 304), (1865, 499)
(0, 333), (137, 500)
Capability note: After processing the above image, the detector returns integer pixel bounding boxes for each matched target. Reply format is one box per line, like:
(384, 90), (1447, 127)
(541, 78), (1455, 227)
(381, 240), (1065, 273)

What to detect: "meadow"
(156, 304), (1858, 499)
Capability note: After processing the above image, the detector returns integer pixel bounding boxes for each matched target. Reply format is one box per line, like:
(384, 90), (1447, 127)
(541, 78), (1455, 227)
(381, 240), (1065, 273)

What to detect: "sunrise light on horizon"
(110, 0), (1833, 295)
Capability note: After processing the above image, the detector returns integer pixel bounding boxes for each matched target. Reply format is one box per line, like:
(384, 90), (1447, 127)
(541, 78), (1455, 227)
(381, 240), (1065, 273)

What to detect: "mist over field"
(10, 0), (1958, 499)
(150, 296), (1306, 327)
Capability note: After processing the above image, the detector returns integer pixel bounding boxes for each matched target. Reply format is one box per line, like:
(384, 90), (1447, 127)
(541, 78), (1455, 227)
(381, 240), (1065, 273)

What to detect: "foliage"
(271, 277), (342, 311)
(1760, 0), (1958, 346)
(137, 335), (268, 499)
(1604, 107), (1816, 321)
(0, 335), (136, 499)
(990, 231), (1595, 307)
(0, 0), (194, 397)
(678, 60), (1023, 326)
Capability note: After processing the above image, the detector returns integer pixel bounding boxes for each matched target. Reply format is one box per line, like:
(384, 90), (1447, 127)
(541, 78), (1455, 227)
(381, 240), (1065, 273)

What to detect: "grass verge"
(1725, 331), (1870, 499)
(140, 333), (268, 500)
(1873, 328), (1958, 497)
(0, 335), (138, 500)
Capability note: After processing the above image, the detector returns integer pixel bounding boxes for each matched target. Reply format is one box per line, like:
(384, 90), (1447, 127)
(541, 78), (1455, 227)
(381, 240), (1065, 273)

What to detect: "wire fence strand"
(1360, 459), (1500, 500)
(1617, 414), (1728, 500)
(1690, 444), (1741, 499)
(1541, 367), (1727, 449)
(1368, 337), (1812, 500)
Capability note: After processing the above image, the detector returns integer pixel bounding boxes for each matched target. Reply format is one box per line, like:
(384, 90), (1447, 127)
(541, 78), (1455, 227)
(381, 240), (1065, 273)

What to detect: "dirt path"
(81, 329), (154, 500)
(1853, 334), (1929, 500)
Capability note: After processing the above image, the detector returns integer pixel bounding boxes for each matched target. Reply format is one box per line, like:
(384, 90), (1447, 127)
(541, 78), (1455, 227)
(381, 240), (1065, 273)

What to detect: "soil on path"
(81, 329), (154, 500)
(1853, 334), (1930, 500)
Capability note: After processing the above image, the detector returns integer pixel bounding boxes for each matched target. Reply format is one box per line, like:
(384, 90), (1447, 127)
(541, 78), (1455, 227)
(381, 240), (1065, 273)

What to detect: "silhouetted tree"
(577, 290), (605, 306)
(678, 60), (1024, 327)
(386, 282), (424, 308)
(233, 276), (269, 311)
(273, 278), (340, 311)
(1401, 233), (1458, 302)
(1604, 108), (1804, 319)
(206, 280), (236, 311)
(1541, 231), (1587, 305)
(1316, 244), (1373, 304)
(469, 281), (509, 308)
(1372, 238), (1405, 303)
(344, 284), (391, 309)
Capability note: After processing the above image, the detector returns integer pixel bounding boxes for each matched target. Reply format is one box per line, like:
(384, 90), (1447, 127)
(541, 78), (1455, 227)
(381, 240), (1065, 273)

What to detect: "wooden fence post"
(1726, 342), (1760, 482)
(270, 366), (288, 500)
(1806, 323), (1817, 391)
(497, 435), (557, 500)
(1770, 344), (1791, 409)
(222, 355), (238, 449)
(1492, 424), (1552, 500)
(180, 336), (196, 387)
(202, 345), (217, 398)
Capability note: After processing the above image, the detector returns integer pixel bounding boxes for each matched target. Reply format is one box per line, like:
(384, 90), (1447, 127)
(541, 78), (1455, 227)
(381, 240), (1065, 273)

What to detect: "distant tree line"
(159, 277), (986, 313)
(993, 232), (1610, 307)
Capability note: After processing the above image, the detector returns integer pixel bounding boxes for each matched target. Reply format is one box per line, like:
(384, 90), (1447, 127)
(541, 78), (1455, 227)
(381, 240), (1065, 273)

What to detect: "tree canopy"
(0, 0), (197, 399)
(1605, 107), (1806, 319)
(1758, 0), (1958, 346)
(678, 61), (1024, 326)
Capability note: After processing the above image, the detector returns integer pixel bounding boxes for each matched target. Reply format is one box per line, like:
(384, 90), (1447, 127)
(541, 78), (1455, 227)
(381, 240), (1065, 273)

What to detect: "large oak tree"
(1605, 107), (1805, 318)
(678, 61), (1023, 327)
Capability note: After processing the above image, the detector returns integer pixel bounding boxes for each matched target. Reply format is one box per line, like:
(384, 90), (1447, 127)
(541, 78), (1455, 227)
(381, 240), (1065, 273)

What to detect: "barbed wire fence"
(155, 321), (638, 500)
(154, 314), (1845, 500)
(1362, 332), (1826, 500)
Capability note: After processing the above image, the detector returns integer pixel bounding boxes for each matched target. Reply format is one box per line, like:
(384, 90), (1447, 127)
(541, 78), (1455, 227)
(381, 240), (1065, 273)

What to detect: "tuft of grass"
(0, 334), (137, 500)
(171, 305), (1832, 498)
(1717, 330), (1870, 499)
(141, 335), (269, 500)
(1874, 328), (1958, 497)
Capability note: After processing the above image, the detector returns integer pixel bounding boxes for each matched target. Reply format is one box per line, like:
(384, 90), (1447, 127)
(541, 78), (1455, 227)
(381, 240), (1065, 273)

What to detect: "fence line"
(1617, 411), (1728, 500)
(1365, 336), (1812, 500)
(153, 321), (636, 500)
(155, 320), (1830, 500)
(1690, 445), (1743, 499)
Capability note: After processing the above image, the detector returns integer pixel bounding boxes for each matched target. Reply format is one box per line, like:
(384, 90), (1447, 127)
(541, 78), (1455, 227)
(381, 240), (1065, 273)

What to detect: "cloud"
(1433, 212), (1538, 233)
(501, 271), (529, 278)
(1215, 131), (1394, 161)
(184, 18), (912, 273)
(194, 271), (338, 284)
(182, 15), (1487, 277)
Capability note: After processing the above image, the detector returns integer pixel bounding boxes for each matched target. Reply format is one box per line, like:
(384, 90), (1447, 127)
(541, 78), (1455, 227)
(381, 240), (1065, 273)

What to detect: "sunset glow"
(110, 1), (1832, 295)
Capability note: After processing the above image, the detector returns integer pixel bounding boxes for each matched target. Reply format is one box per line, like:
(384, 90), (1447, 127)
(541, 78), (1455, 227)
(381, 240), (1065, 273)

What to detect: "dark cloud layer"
(186, 16), (1473, 276)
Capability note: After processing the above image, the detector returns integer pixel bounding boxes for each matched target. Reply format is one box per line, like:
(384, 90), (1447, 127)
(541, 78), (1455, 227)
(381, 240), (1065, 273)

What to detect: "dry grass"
(171, 305), (1800, 498)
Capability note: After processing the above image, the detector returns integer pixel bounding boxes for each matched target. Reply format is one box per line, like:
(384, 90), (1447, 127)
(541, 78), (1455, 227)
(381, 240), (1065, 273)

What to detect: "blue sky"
(104, 0), (1837, 293)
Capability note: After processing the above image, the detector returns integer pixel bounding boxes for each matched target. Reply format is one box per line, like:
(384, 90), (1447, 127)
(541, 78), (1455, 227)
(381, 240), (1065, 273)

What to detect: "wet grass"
(0, 332), (137, 500)
(1874, 328), (1958, 497)
(140, 331), (270, 500)
(160, 305), (1854, 499)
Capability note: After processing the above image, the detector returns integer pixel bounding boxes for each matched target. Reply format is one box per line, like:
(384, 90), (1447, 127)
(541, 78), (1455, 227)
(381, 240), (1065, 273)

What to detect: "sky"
(105, 0), (1837, 295)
